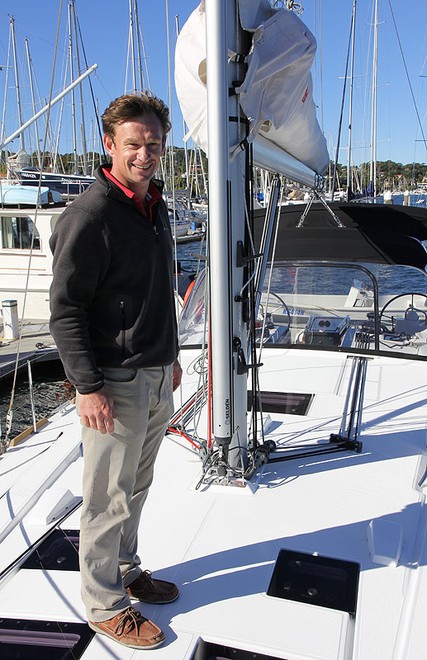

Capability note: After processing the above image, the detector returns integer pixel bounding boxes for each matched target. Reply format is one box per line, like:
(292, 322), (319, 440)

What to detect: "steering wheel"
(379, 293), (427, 334)
(265, 291), (292, 330)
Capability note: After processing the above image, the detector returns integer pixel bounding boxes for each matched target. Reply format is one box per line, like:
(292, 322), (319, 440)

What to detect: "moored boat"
(15, 168), (95, 199)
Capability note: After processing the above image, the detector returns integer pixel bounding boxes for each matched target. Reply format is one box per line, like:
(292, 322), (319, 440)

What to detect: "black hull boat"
(16, 167), (95, 198)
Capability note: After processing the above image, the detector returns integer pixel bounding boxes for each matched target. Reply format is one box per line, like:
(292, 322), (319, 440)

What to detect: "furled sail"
(175, 0), (330, 179)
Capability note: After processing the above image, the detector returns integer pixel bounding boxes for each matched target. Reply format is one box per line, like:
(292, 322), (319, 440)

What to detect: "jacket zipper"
(120, 300), (126, 360)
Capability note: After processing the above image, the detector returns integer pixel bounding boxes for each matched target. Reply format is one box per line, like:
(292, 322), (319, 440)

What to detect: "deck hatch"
(267, 549), (359, 614)
(21, 529), (79, 571)
(0, 618), (94, 659)
(248, 391), (313, 415)
(191, 639), (286, 659)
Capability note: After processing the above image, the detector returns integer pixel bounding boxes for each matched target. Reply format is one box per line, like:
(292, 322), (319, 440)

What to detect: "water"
(377, 193), (427, 207)
(176, 239), (206, 273)
(0, 361), (75, 441)
(267, 262), (427, 297)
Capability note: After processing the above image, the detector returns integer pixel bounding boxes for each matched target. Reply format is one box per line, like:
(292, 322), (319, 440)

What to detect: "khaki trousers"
(78, 365), (173, 622)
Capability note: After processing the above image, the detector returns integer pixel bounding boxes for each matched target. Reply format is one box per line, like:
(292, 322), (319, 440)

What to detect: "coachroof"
(253, 202), (427, 271)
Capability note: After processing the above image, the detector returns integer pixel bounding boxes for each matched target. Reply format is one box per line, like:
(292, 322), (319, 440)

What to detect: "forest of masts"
(1, 147), (426, 198)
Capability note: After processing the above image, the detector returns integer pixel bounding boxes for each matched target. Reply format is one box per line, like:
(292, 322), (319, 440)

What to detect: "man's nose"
(137, 145), (150, 159)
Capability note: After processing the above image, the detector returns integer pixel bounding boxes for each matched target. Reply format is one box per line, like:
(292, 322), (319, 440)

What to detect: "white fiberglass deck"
(0, 346), (426, 659)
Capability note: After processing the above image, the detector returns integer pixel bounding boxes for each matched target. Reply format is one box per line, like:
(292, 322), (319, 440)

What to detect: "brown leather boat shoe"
(88, 606), (165, 649)
(125, 570), (179, 604)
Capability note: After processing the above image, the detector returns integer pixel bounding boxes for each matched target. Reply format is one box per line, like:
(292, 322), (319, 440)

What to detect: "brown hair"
(101, 92), (171, 138)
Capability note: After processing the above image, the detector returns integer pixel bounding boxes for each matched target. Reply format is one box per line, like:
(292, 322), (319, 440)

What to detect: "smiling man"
(49, 93), (182, 650)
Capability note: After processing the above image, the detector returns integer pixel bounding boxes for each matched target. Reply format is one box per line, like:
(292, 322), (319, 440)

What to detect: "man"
(50, 93), (182, 650)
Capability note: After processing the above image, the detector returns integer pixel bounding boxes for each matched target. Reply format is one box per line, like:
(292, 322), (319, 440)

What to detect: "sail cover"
(175, 0), (329, 177)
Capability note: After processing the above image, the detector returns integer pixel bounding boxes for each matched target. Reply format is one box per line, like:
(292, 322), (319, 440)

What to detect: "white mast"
(347, 0), (357, 199)
(126, 0), (138, 93)
(206, 0), (249, 468)
(67, 1), (78, 175)
(70, 0), (89, 175)
(24, 38), (42, 169)
(369, 0), (379, 200)
(125, 0), (150, 94)
(10, 17), (25, 152)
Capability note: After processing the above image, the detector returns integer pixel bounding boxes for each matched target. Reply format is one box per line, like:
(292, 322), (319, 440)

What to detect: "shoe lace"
(140, 570), (156, 589)
(115, 607), (147, 635)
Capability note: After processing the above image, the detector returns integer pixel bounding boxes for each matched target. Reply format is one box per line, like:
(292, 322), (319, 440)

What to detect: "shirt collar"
(102, 166), (162, 216)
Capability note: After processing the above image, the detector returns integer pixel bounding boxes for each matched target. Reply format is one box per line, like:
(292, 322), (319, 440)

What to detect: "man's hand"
(78, 388), (116, 434)
(172, 359), (182, 391)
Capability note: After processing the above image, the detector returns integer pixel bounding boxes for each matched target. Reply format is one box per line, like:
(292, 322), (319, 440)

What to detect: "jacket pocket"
(110, 294), (133, 360)
(103, 366), (138, 383)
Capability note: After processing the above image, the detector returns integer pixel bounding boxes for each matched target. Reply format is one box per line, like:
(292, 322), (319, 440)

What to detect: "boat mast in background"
(347, 0), (357, 201)
(67, 0), (89, 176)
(369, 0), (379, 200)
(125, 0), (151, 94)
(10, 16), (25, 153)
(24, 38), (42, 170)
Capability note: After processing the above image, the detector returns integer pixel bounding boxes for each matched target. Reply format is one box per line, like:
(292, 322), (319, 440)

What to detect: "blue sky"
(0, 0), (426, 167)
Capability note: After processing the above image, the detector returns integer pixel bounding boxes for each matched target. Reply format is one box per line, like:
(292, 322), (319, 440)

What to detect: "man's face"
(103, 113), (166, 195)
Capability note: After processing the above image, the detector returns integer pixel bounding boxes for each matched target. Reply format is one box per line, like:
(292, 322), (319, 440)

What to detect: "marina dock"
(0, 319), (58, 381)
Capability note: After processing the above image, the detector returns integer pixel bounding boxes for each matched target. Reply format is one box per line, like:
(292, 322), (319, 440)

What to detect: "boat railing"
(179, 261), (427, 360)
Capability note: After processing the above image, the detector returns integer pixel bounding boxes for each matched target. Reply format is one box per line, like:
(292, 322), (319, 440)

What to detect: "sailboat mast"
(24, 38), (42, 169)
(67, 1), (78, 175)
(10, 17), (25, 152)
(126, 0), (146, 94)
(70, 0), (89, 175)
(347, 0), (356, 200)
(370, 0), (379, 200)
(206, 0), (249, 468)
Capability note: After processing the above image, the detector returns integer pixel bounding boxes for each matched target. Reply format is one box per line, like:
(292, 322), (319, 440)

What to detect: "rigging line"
(246, 145), (259, 449)
(332, 3), (355, 197)
(191, 271), (210, 442)
(173, 276), (210, 443)
(257, 182), (285, 364)
(135, 0), (152, 92)
(74, 6), (105, 157)
(0, 29), (12, 147)
(2, 0), (64, 453)
(387, 0), (427, 155)
(238, 187), (258, 299)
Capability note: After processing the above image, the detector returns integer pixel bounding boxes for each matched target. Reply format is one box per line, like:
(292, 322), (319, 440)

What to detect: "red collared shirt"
(103, 166), (162, 222)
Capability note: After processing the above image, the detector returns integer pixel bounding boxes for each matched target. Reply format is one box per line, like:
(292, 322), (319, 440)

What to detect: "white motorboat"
(0, 189), (65, 321)
(1, 2), (427, 659)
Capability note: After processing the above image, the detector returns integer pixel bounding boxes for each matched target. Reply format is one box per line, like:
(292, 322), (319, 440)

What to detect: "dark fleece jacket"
(49, 166), (178, 394)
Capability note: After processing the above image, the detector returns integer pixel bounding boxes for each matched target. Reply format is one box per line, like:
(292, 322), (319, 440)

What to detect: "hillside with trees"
(2, 148), (426, 196)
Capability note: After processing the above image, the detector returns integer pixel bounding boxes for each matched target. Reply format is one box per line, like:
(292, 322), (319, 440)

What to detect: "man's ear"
(103, 133), (115, 157)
